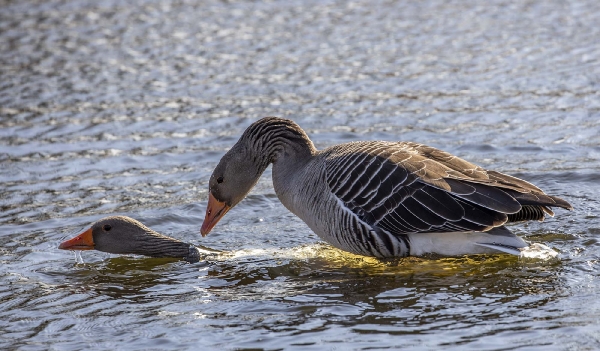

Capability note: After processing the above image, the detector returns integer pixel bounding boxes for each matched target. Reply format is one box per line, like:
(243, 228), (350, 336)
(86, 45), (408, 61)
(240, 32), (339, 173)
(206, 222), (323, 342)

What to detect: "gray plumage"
(205, 117), (573, 258)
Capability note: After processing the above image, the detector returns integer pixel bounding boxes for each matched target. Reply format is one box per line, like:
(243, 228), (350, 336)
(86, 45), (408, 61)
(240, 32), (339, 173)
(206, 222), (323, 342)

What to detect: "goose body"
(201, 117), (572, 258)
(59, 216), (213, 262)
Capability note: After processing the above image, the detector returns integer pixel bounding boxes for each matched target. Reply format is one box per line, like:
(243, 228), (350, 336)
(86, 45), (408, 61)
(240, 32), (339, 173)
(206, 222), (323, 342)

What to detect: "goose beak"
(201, 192), (230, 237)
(59, 228), (95, 250)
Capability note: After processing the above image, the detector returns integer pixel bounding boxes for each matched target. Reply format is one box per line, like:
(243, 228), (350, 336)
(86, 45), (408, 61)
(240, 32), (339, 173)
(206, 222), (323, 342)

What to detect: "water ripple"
(2, 0), (600, 349)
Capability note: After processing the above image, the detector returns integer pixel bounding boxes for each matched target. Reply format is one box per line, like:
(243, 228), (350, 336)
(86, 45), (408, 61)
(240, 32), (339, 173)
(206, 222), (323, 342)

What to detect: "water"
(1, 0), (600, 349)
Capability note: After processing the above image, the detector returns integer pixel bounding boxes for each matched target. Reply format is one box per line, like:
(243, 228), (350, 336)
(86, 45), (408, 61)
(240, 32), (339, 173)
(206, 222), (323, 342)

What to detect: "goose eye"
(103, 224), (112, 231)
(216, 176), (224, 184)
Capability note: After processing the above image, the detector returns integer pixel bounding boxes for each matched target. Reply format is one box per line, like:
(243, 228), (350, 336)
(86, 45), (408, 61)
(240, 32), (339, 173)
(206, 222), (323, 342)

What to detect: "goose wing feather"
(324, 141), (569, 237)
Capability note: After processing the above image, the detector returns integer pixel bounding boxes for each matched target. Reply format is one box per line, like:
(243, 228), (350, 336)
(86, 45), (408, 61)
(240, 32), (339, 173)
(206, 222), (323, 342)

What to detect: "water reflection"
(47, 257), (205, 301)
(48, 245), (564, 308)
(197, 250), (565, 343)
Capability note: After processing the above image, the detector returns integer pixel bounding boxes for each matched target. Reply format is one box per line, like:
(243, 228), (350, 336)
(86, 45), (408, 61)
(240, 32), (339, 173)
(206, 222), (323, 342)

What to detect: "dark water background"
(1, 0), (600, 349)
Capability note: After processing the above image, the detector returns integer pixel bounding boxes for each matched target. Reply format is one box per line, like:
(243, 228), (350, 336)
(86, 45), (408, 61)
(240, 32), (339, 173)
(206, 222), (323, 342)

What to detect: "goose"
(200, 117), (572, 258)
(59, 216), (215, 263)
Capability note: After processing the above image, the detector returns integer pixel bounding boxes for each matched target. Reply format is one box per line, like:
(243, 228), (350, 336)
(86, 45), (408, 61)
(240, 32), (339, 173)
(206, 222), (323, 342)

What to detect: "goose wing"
(324, 141), (571, 236)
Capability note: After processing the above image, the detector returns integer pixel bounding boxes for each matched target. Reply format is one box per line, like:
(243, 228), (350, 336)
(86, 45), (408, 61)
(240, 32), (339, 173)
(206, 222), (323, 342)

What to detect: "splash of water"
(74, 250), (85, 264)
(519, 243), (559, 261)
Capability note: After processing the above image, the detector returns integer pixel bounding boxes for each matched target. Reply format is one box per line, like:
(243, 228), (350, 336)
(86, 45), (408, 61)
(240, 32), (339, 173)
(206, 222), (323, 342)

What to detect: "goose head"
(200, 141), (264, 236)
(200, 117), (317, 237)
(59, 216), (199, 261)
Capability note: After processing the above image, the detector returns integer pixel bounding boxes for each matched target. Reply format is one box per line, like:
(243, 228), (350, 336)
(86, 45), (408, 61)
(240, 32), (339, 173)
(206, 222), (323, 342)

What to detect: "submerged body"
(201, 117), (572, 258)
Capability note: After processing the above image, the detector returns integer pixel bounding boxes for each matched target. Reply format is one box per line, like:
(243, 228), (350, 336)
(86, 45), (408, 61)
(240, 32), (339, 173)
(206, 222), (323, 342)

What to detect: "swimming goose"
(59, 216), (213, 262)
(201, 117), (572, 258)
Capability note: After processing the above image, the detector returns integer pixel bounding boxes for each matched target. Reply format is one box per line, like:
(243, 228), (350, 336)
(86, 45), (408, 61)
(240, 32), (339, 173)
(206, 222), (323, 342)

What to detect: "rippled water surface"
(2, 0), (600, 350)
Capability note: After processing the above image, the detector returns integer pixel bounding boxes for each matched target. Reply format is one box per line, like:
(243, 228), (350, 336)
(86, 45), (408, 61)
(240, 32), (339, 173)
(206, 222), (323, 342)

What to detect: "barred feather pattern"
(135, 232), (193, 259)
(241, 117), (317, 170)
(273, 156), (410, 257)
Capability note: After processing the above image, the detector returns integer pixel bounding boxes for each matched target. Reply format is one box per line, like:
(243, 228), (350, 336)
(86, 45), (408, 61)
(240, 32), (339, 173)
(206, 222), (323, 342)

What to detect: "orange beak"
(58, 228), (95, 250)
(200, 192), (231, 237)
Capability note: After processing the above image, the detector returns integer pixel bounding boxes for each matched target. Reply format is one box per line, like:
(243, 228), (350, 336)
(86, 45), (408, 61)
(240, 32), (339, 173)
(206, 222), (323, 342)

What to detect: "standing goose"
(59, 216), (215, 263)
(201, 117), (573, 258)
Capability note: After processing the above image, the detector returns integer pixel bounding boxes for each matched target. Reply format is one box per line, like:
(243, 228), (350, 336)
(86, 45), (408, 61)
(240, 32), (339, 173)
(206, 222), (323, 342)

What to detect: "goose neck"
(243, 118), (317, 167)
(135, 233), (195, 260)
